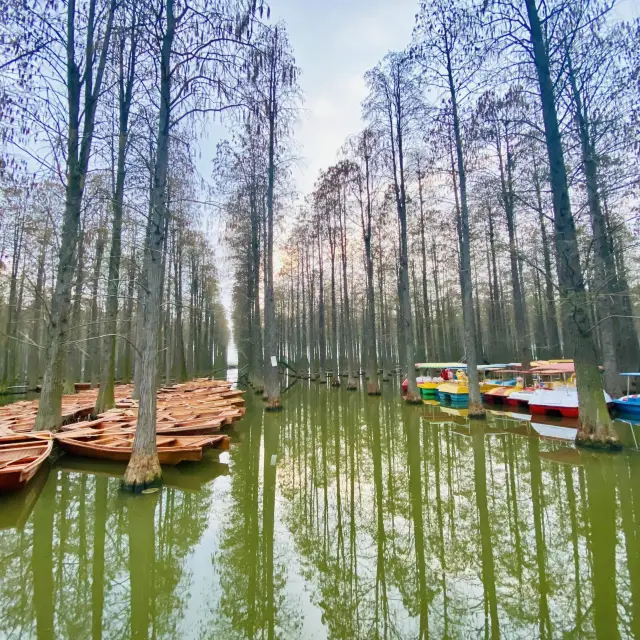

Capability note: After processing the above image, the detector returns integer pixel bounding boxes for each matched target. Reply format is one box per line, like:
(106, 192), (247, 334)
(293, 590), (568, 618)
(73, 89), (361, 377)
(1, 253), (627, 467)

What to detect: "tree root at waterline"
(575, 426), (622, 451)
(405, 392), (422, 405)
(346, 380), (358, 390)
(367, 382), (381, 395)
(265, 398), (283, 412)
(468, 402), (486, 419)
(122, 453), (162, 493)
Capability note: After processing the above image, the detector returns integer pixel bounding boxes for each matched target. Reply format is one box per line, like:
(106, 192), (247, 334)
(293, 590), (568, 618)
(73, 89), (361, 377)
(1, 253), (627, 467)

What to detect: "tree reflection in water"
(0, 384), (639, 638)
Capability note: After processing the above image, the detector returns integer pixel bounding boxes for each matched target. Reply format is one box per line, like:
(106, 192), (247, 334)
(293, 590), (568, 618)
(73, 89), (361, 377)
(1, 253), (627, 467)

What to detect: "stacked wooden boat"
(56, 379), (242, 462)
(0, 378), (245, 491)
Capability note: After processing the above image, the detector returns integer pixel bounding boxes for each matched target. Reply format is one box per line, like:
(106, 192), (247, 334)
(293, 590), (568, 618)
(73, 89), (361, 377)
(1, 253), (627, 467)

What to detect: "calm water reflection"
(1, 382), (639, 638)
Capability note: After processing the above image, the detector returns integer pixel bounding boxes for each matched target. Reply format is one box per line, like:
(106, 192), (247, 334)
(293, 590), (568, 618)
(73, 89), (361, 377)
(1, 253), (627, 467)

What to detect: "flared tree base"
(265, 398), (283, 412)
(468, 402), (486, 419)
(331, 377), (341, 388)
(575, 430), (623, 451)
(346, 380), (358, 390)
(254, 386), (264, 395)
(382, 377), (389, 383)
(367, 382), (381, 395)
(405, 392), (422, 405)
(122, 453), (162, 493)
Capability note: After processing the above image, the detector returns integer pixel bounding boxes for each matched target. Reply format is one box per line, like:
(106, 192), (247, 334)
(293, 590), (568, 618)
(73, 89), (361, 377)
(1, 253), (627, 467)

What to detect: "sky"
(260, 0), (418, 196)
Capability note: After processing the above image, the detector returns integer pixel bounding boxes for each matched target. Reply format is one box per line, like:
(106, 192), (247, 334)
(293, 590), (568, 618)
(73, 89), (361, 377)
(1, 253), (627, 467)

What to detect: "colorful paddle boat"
(414, 362), (465, 399)
(612, 373), (640, 417)
(437, 368), (470, 407)
(483, 369), (522, 404)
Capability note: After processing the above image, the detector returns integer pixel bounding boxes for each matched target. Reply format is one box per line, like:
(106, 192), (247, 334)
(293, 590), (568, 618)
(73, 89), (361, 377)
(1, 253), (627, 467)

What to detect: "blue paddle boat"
(612, 373), (640, 417)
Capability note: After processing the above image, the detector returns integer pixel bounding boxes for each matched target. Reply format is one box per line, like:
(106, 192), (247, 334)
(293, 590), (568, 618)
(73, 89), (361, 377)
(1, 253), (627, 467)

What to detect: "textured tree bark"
(123, 0), (176, 488)
(524, 0), (616, 446)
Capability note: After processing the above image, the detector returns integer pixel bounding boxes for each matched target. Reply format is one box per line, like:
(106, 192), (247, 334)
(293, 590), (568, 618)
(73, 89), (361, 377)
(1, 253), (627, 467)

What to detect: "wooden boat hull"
(55, 433), (229, 465)
(0, 434), (53, 493)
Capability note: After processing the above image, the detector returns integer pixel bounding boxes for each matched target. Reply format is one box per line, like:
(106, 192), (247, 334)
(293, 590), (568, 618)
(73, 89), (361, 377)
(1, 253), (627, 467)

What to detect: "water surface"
(1, 382), (639, 638)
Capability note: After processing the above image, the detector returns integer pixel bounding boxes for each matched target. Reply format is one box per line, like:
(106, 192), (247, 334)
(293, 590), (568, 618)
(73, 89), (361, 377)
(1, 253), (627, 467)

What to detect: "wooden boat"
(55, 432), (229, 464)
(0, 433), (53, 492)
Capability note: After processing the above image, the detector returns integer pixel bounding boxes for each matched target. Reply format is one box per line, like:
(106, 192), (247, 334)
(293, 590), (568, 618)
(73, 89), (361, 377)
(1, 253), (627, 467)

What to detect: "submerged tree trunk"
(123, 0), (175, 489)
(524, 0), (616, 446)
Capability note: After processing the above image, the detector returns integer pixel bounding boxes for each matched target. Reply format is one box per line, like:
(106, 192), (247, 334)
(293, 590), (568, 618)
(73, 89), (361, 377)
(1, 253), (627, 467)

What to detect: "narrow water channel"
(1, 381), (639, 638)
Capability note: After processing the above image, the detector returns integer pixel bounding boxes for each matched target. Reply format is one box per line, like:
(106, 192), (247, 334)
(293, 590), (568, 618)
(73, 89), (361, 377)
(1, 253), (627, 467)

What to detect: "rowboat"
(55, 432), (229, 464)
(0, 433), (53, 492)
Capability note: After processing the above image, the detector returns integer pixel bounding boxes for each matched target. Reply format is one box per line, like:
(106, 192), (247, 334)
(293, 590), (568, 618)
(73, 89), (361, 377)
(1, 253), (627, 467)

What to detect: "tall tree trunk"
(567, 54), (621, 397)
(263, 31), (282, 410)
(445, 48), (484, 416)
(524, 0), (616, 445)
(497, 127), (532, 377)
(86, 225), (106, 386)
(35, 0), (116, 430)
(534, 168), (560, 357)
(123, 0), (175, 488)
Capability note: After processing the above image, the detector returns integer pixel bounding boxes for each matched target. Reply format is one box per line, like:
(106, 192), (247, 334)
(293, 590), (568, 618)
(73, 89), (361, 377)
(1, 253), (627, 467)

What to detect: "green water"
(1, 382), (640, 638)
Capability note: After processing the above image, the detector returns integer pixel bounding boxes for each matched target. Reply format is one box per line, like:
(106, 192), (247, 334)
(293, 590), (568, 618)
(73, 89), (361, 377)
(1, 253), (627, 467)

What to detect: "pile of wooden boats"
(0, 378), (244, 493)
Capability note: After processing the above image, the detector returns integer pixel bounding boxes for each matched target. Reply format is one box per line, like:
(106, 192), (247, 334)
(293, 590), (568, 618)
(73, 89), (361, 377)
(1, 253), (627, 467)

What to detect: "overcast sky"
(263, 0), (418, 196)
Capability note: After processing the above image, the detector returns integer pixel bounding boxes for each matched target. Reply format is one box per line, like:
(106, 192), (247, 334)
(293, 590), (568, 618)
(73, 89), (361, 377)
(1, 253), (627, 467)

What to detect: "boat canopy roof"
(532, 362), (575, 373)
(620, 372), (640, 376)
(415, 362), (466, 369)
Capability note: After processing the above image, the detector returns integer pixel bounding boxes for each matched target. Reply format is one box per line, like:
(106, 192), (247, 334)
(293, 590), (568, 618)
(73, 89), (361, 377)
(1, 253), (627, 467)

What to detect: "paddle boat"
(437, 369), (470, 407)
(612, 373), (640, 417)
(414, 362), (465, 399)
(483, 369), (522, 404)
(529, 385), (612, 418)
